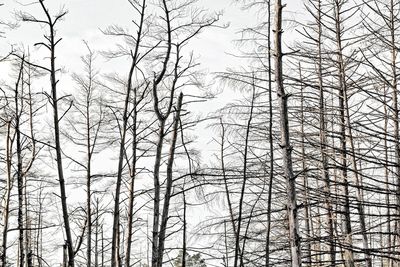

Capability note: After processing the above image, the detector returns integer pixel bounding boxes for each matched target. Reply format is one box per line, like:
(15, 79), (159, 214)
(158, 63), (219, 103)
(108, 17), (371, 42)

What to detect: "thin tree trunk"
(224, 221), (229, 267)
(330, 86), (343, 265)
(36, 184), (43, 267)
(63, 242), (68, 267)
(233, 79), (255, 267)
(219, 119), (237, 267)
(182, 189), (187, 267)
(389, 0), (400, 258)
(239, 83), (264, 267)
(24, 174), (33, 267)
(123, 4), (146, 267)
(299, 64), (312, 266)
(384, 87), (392, 266)
(15, 56), (25, 267)
(111, 57), (136, 267)
(334, 1), (371, 265)
(220, 119), (237, 236)
(101, 226), (104, 267)
(156, 93), (183, 267)
(124, 86), (137, 267)
(315, 1), (335, 264)
(111, 2), (145, 264)
(274, 1), (302, 266)
(95, 198), (99, 267)
(341, 75), (372, 267)
(24, 54), (35, 267)
(333, 1), (355, 265)
(151, 1), (172, 264)
(152, 120), (165, 267)
(32, 2), (76, 264)
(265, 1), (274, 265)
(1, 120), (12, 267)
(86, 71), (93, 267)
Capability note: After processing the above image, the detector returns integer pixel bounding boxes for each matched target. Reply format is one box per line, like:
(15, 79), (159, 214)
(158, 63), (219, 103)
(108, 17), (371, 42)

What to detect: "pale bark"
(274, 1), (302, 265)
(334, 1), (370, 265)
(314, 1), (335, 263)
(299, 64), (311, 266)
(333, 1), (355, 265)
(389, 0), (400, 258)
(1, 121), (12, 267)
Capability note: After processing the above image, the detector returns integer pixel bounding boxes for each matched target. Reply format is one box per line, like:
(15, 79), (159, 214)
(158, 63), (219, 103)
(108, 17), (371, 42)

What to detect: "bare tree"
(18, 1), (74, 266)
(274, 1), (302, 266)
(104, 0), (147, 265)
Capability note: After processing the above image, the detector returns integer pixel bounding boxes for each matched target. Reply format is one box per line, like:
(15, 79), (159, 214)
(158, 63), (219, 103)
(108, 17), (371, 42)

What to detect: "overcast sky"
(0, 0), (306, 167)
(0, 0), (306, 166)
(1, 0), (304, 75)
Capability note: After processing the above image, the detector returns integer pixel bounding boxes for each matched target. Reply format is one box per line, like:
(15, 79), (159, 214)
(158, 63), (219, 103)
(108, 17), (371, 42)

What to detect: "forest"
(0, 0), (399, 266)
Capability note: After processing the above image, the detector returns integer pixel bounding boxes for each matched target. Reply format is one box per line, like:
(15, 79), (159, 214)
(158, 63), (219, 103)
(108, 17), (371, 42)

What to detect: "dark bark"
(156, 93), (183, 267)
(265, 1), (274, 265)
(111, 1), (145, 261)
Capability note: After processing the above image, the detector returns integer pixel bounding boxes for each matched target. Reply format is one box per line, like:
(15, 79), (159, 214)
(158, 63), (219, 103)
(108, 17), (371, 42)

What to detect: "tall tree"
(19, 2), (74, 266)
(106, 1), (147, 265)
(274, 1), (302, 266)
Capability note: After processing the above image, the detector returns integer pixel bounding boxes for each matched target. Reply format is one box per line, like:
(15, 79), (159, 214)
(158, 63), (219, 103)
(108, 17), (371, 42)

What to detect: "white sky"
(1, 0), (304, 75)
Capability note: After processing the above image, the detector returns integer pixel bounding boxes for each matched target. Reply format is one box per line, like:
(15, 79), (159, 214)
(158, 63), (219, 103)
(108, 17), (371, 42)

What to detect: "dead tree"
(19, 1), (74, 266)
(264, 1), (275, 265)
(274, 1), (302, 266)
(64, 42), (106, 266)
(14, 55), (25, 267)
(156, 93), (183, 267)
(150, 1), (219, 266)
(1, 120), (13, 267)
(106, 0), (147, 265)
(332, 1), (370, 265)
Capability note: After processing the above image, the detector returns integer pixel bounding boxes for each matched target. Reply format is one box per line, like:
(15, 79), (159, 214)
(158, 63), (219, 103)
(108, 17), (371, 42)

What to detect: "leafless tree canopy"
(0, 0), (400, 266)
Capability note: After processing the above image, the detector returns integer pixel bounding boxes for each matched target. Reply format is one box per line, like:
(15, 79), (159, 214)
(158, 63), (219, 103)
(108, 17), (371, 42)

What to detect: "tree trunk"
(333, 1), (355, 265)
(152, 120), (165, 267)
(156, 93), (183, 267)
(1, 121), (12, 267)
(274, 1), (302, 266)
(384, 87), (392, 266)
(15, 57), (25, 267)
(182, 189), (187, 267)
(315, 1), (335, 263)
(234, 80), (255, 267)
(124, 81), (138, 267)
(151, 1), (174, 265)
(86, 68), (93, 267)
(265, 0), (274, 264)
(299, 64), (312, 266)
(111, 58), (136, 267)
(389, 0), (400, 258)
(32, 2), (76, 264)
(334, 1), (371, 265)
(95, 198), (99, 267)
(111, 3), (145, 264)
